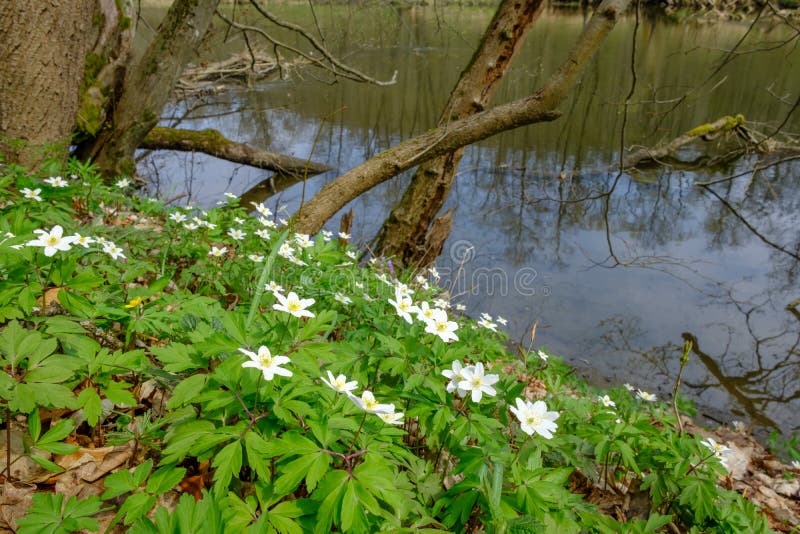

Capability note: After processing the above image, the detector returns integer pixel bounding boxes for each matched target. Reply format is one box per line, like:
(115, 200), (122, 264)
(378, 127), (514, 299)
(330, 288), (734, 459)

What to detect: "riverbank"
(1, 161), (797, 531)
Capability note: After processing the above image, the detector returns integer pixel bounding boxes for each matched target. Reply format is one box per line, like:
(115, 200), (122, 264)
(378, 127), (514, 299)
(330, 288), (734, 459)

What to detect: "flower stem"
(247, 229), (289, 329)
(348, 412), (368, 455)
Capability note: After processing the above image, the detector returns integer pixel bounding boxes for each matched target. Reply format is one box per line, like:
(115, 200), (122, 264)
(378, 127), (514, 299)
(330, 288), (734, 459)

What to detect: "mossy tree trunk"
(0, 0), (95, 167)
(373, 0), (546, 267)
(79, 0), (221, 178)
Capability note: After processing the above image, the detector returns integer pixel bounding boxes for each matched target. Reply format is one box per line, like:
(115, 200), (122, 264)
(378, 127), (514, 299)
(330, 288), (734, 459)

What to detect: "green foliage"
(17, 493), (103, 534)
(0, 161), (773, 532)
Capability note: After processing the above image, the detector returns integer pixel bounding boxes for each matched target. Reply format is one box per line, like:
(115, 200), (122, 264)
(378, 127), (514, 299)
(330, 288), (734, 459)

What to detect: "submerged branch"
(141, 127), (332, 177)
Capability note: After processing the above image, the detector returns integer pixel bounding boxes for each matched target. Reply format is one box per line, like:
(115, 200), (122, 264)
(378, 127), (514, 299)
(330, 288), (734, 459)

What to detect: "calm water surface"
(140, 6), (800, 437)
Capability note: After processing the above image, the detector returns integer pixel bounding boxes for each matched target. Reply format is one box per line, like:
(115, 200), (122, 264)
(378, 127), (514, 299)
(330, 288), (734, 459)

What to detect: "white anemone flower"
(457, 362), (499, 403)
(21, 187), (43, 201)
(388, 289), (418, 324)
(347, 391), (394, 414)
(183, 222), (199, 231)
(252, 202), (272, 217)
(377, 411), (405, 425)
(338, 232), (350, 240)
(103, 243), (126, 260)
(27, 225), (76, 256)
(321, 371), (358, 394)
(273, 291), (315, 318)
(478, 318), (498, 332)
(598, 395), (616, 408)
(239, 346), (291, 381)
(442, 360), (473, 397)
(636, 390), (657, 402)
(71, 233), (94, 248)
(294, 233), (313, 249)
(496, 316), (508, 326)
(43, 176), (68, 187)
(334, 292), (352, 305)
(700, 437), (731, 456)
(208, 246), (227, 257)
(510, 398), (560, 439)
(115, 178), (130, 188)
(265, 281), (284, 294)
(227, 228), (246, 241)
(537, 350), (549, 362)
(416, 301), (437, 325)
(248, 254), (264, 263)
(424, 308), (459, 343)
(169, 212), (187, 223)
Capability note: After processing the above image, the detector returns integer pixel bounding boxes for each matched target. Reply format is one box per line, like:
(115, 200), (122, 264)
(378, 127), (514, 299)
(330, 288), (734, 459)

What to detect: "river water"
(140, 5), (800, 438)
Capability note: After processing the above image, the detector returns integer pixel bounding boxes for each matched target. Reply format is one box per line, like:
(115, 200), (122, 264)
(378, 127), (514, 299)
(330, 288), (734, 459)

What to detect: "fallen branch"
(140, 126), (332, 176)
(622, 114), (748, 169)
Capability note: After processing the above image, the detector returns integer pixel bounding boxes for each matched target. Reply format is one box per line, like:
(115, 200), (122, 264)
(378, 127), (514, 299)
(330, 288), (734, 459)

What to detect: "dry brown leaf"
(0, 482), (35, 531)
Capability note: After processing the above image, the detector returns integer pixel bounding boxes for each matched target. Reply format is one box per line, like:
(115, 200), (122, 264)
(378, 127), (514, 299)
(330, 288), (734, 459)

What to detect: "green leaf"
(340, 480), (362, 532)
(150, 343), (204, 372)
(166, 373), (207, 409)
(102, 468), (138, 500)
(118, 492), (157, 525)
(133, 459), (155, 486)
(274, 453), (318, 497)
(20, 382), (76, 410)
(58, 289), (98, 318)
(211, 440), (242, 491)
(146, 466), (186, 495)
(314, 471), (348, 534)
(103, 382), (137, 406)
(17, 493), (101, 534)
(38, 418), (74, 445)
(244, 432), (274, 481)
(77, 388), (103, 427)
(28, 453), (66, 473)
(28, 408), (41, 442)
(299, 310), (337, 342)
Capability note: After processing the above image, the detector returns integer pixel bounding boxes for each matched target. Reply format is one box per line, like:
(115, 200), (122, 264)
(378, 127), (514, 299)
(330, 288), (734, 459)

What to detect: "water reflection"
(140, 7), (800, 436)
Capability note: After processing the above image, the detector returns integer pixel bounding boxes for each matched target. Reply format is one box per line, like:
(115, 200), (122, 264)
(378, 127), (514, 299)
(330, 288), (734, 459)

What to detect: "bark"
(293, 0), (632, 236)
(74, 0), (135, 141)
(374, 0), (546, 266)
(84, 0), (221, 178)
(0, 0), (95, 166)
(141, 127), (332, 176)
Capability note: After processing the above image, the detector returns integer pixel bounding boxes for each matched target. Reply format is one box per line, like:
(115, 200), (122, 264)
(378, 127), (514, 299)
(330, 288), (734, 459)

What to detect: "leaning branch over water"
(141, 127), (332, 177)
(292, 0), (632, 234)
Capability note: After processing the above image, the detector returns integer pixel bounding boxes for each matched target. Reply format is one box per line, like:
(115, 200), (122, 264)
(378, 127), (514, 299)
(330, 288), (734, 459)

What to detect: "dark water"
(140, 6), (800, 437)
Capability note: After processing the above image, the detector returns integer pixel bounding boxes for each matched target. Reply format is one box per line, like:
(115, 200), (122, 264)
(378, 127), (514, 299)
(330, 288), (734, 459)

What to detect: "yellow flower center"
(46, 236), (59, 246)
(526, 413), (543, 427)
(288, 301), (301, 311)
(260, 354), (273, 367)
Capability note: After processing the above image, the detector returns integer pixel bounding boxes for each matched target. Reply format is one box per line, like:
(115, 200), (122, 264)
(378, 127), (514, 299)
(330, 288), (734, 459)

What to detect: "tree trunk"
(84, 0), (221, 178)
(293, 0), (631, 236)
(0, 0), (95, 166)
(374, 0), (546, 266)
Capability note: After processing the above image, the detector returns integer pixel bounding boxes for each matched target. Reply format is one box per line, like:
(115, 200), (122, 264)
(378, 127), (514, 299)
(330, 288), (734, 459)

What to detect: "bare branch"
(214, 5), (396, 86)
(141, 126), (332, 177)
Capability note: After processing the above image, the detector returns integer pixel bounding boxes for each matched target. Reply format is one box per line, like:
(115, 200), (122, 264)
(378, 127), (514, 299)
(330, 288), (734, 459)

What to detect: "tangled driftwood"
(175, 51), (305, 96)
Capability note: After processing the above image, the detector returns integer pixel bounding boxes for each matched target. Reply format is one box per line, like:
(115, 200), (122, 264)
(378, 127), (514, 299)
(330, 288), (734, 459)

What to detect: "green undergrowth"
(0, 159), (770, 533)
